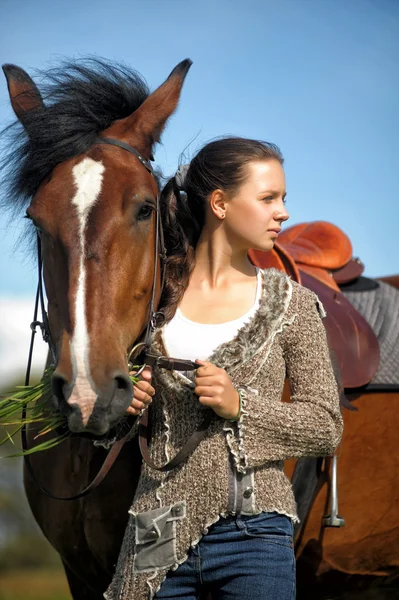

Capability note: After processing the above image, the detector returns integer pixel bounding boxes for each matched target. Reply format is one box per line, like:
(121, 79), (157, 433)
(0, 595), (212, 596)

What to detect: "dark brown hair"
(159, 136), (284, 320)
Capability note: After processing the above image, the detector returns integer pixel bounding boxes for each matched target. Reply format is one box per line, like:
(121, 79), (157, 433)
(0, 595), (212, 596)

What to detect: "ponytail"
(158, 175), (198, 321)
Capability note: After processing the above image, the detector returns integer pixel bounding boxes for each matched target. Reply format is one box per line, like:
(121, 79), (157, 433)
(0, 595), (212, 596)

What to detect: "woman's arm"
(226, 288), (343, 472)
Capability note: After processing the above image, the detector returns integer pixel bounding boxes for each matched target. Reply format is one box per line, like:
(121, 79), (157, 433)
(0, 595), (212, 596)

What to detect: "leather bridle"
(22, 137), (213, 501)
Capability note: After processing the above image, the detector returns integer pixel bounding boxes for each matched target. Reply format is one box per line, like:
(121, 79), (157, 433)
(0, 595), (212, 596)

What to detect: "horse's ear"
(107, 59), (192, 154)
(2, 64), (44, 130)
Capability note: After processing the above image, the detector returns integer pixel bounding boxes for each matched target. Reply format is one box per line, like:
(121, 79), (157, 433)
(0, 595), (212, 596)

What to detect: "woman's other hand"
(126, 366), (154, 416)
(194, 360), (240, 420)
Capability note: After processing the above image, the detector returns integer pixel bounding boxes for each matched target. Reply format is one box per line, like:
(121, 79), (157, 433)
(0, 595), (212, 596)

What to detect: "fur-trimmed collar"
(152, 268), (293, 375)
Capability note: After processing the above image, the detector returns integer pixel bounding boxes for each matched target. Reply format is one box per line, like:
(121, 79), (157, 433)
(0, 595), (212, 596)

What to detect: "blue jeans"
(155, 512), (296, 599)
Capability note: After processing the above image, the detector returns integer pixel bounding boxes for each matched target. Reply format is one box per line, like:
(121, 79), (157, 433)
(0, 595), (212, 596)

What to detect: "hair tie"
(174, 163), (190, 192)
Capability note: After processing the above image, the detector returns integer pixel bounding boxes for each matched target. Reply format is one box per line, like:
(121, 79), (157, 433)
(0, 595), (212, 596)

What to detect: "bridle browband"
(22, 136), (212, 501)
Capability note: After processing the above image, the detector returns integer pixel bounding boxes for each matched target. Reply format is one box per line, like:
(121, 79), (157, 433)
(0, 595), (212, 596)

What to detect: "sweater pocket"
(131, 501), (186, 572)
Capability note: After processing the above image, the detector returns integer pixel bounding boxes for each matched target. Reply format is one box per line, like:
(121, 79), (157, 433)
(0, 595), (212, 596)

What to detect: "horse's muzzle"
(52, 370), (133, 435)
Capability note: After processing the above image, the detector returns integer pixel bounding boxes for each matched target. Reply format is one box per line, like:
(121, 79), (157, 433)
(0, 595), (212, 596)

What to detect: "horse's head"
(3, 59), (191, 435)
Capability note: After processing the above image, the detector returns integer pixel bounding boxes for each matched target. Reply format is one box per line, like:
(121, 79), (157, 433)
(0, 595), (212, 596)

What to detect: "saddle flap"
(300, 271), (380, 388)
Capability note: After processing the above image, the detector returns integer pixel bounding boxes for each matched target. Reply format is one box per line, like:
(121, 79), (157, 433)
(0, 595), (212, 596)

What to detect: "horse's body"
(251, 229), (399, 599)
(25, 434), (139, 598)
(295, 390), (399, 599)
(2, 60), (398, 599)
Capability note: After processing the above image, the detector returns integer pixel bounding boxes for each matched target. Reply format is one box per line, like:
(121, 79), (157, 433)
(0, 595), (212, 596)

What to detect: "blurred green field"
(1, 413), (71, 600)
(0, 568), (70, 600)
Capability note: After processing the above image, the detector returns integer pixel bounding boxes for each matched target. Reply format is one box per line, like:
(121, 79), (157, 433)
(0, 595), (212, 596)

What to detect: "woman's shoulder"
(259, 268), (326, 318)
(290, 280), (326, 319)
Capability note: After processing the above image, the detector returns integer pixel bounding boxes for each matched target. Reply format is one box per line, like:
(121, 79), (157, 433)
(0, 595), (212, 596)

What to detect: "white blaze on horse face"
(69, 158), (105, 425)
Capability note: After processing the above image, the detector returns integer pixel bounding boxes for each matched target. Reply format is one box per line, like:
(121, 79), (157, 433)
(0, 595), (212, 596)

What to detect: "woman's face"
(223, 159), (289, 253)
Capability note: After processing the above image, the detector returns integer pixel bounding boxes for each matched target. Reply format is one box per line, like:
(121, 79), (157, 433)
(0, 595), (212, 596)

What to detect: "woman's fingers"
(195, 360), (217, 378)
(194, 376), (219, 387)
(126, 366), (154, 416)
(126, 394), (151, 416)
(139, 366), (152, 381)
(130, 365), (152, 379)
(135, 379), (155, 396)
(197, 394), (218, 407)
(126, 400), (144, 416)
(194, 385), (220, 398)
(134, 387), (153, 405)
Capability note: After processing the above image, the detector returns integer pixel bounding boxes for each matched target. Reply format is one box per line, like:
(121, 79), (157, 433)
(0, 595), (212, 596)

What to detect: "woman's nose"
(274, 206), (290, 222)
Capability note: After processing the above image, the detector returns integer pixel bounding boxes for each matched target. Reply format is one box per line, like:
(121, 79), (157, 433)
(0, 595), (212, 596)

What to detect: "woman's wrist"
(227, 389), (243, 422)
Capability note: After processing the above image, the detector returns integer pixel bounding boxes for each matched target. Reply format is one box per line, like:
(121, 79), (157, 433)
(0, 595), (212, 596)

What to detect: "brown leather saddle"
(249, 221), (380, 389)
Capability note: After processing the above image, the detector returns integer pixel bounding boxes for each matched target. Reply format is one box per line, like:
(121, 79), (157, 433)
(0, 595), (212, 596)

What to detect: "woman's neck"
(192, 228), (256, 289)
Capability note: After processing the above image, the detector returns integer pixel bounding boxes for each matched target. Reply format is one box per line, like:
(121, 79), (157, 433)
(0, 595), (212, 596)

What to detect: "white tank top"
(162, 269), (262, 363)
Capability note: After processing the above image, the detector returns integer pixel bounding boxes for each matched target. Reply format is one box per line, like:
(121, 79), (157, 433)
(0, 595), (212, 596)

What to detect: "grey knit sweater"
(105, 268), (343, 600)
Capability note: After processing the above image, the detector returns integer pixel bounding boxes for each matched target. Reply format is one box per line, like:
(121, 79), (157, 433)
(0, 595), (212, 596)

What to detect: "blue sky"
(1, 0), (398, 291)
(0, 0), (398, 380)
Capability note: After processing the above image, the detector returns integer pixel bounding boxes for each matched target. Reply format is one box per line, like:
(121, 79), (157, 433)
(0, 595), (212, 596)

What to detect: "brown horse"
(250, 230), (399, 600)
(2, 60), (398, 600)
(297, 283), (399, 599)
(1, 58), (192, 598)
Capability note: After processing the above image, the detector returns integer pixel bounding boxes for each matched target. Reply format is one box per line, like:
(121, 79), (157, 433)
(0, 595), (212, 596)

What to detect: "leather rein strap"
(23, 137), (211, 500)
(139, 407), (213, 472)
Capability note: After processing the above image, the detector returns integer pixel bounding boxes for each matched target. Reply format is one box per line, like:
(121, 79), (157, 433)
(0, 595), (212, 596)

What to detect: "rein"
(22, 137), (212, 500)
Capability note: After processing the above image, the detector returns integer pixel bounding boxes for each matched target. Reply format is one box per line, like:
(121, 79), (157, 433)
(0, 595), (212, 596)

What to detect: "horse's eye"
(25, 212), (44, 233)
(137, 205), (154, 221)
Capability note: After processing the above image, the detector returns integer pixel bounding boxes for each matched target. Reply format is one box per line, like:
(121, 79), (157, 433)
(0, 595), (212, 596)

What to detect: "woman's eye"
(262, 196), (287, 205)
(137, 205), (154, 221)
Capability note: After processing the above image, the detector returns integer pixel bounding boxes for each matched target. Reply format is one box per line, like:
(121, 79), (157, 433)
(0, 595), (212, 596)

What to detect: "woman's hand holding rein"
(127, 361), (240, 421)
(127, 366), (154, 416)
(194, 360), (241, 421)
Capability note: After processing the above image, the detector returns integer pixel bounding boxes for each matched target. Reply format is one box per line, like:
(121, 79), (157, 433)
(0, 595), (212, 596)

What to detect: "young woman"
(105, 137), (343, 600)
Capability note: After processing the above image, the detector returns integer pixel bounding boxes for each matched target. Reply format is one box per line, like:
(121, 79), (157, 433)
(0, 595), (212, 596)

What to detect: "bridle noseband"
(23, 137), (211, 501)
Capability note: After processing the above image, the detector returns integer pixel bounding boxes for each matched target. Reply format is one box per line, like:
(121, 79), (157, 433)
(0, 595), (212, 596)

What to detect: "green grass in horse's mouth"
(0, 367), (139, 456)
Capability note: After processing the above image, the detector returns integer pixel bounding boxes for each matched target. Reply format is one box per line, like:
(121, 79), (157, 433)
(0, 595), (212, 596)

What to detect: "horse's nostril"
(114, 373), (132, 392)
(52, 373), (70, 412)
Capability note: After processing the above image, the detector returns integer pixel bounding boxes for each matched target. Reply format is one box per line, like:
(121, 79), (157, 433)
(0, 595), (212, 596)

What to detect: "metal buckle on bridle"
(127, 311), (166, 375)
(127, 342), (147, 375)
(150, 311), (166, 330)
(30, 319), (51, 344)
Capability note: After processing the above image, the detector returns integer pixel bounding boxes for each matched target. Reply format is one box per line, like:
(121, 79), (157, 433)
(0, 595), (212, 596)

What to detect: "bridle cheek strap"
(96, 137), (165, 357)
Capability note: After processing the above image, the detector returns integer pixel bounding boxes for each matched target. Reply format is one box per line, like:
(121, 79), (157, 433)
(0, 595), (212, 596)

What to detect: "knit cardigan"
(105, 268), (343, 600)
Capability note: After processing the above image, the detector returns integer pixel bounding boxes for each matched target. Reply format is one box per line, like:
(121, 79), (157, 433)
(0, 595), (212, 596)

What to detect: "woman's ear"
(209, 189), (227, 220)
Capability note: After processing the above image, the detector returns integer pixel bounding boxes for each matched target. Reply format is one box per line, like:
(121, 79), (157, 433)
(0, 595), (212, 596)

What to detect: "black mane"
(0, 58), (150, 214)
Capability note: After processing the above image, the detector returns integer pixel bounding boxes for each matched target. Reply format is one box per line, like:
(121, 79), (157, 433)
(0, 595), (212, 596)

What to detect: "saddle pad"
(342, 280), (399, 386)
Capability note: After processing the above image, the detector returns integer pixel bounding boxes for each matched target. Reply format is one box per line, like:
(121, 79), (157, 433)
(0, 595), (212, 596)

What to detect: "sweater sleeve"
(225, 287), (343, 472)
